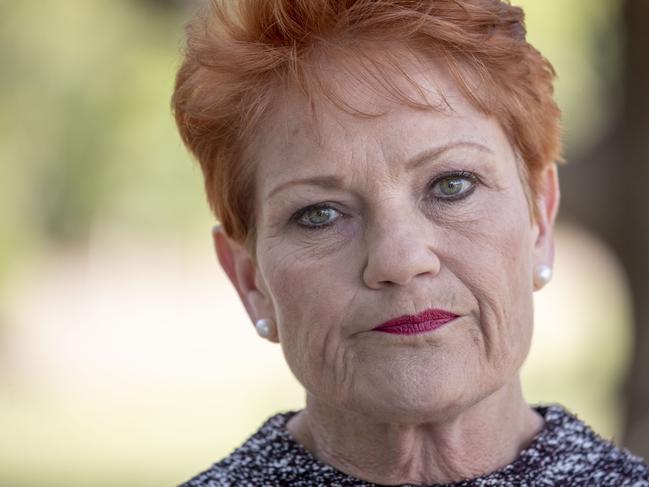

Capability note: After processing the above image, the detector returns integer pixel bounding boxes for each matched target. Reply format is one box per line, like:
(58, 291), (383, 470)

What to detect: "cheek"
(451, 204), (534, 368)
(258, 242), (358, 394)
(440, 193), (532, 289)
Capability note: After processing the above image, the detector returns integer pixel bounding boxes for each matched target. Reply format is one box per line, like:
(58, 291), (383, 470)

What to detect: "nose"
(362, 209), (442, 289)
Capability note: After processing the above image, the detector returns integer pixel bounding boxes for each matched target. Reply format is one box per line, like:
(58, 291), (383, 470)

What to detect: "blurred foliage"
(518, 0), (622, 154)
(0, 0), (210, 288)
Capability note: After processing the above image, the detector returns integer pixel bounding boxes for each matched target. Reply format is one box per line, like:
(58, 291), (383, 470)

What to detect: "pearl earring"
(255, 318), (275, 339)
(534, 264), (553, 289)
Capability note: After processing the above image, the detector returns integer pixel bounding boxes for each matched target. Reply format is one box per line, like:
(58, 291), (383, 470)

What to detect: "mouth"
(372, 308), (459, 336)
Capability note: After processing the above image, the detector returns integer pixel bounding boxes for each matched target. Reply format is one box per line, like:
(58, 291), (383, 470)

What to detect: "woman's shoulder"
(177, 410), (316, 487)
(514, 403), (649, 486)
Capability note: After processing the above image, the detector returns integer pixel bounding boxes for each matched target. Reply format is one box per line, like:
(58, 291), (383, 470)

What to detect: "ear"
(211, 225), (279, 343)
(532, 163), (561, 278)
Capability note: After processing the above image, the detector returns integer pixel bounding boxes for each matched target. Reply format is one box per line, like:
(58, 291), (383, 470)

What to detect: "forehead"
(248, 55), (515, 189)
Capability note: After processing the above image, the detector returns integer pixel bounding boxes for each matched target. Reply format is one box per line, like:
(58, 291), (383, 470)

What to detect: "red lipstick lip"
(373, 308), (459, 335)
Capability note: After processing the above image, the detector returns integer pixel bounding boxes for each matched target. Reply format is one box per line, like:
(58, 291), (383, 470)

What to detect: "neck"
(286, 376), (544, 485)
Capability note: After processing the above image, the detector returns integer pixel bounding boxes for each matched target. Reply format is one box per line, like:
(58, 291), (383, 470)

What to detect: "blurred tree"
(560, 0), (649, 458)
(138, 0), (191, 10)
(618, 0), (649, 458)
(0, 1), (209, 277)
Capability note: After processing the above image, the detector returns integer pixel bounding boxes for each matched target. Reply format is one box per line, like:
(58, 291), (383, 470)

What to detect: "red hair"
(172, 0), (562, 247)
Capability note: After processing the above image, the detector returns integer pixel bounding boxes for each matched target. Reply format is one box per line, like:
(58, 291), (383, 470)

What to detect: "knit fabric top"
(180, 404), (649, 486)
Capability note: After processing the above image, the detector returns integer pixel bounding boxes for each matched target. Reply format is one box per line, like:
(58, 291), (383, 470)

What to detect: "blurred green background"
(0, 0), (641, 485)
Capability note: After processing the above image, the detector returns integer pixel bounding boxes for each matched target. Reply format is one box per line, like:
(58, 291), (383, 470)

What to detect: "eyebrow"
(266, 141), (494, 200)
(406, 141), (494, 170)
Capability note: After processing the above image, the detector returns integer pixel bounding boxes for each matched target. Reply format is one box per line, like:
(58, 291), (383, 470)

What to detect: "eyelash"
(429, 170), (479, 202)
(291, 170), (479, 231)
(290, 203), (342, 232)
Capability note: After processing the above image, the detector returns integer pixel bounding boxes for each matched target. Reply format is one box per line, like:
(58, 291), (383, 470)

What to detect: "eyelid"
(429, 170), (479, 200)
(291, 203), (343, 230)
(431, 170), (478, 184)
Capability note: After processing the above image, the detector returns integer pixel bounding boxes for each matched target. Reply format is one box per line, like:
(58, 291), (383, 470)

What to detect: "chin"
(353, 391), (478, 425)
(350, 361), (491, 424)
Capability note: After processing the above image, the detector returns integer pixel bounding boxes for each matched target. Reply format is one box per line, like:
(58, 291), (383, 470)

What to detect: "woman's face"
(235, 63), (557, 422)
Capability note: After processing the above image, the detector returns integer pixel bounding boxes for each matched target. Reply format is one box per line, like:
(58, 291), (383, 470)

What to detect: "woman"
(172, 0), (649, 485)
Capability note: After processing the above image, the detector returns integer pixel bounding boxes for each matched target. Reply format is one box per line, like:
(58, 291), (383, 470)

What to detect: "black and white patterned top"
(180, 404), (649, 486)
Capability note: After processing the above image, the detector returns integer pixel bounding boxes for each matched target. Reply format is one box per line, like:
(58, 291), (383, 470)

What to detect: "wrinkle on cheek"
(468, 213), (531, 371)
(265, 219), (358, 260)
(317, 323), (358, 406)
(294, 237), (350, 260)
(283, 289), (357, 408)
(260, 249), (299, 293)
(263, 237), (361, 408)
(424, 201), (493, 239)
(334, 288), (366, 407)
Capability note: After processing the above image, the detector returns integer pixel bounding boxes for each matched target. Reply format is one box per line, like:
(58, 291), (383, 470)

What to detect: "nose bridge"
(362, 195), (441, 288)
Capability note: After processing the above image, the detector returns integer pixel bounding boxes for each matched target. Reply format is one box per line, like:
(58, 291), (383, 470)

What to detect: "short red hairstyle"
(172, 0), (562, 248)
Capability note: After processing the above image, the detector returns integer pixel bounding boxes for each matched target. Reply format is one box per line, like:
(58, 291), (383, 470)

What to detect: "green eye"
(432, 174), (476, 199)
(296, 206), (340, 228)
